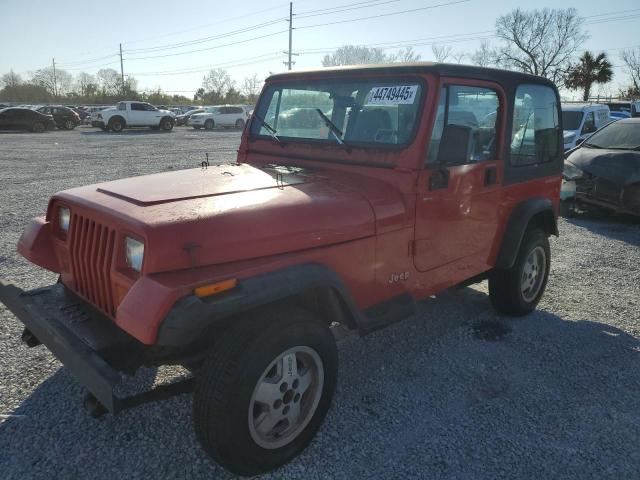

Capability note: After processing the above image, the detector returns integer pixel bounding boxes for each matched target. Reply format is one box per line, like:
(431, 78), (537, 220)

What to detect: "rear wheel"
(204, 119), (214, 130)
(32, 122), (45, 133)
(235, 118), (245, 129)
(64, 119), (76, 130)
(193, 305), (337, 476)
(489, 228), (550, 316)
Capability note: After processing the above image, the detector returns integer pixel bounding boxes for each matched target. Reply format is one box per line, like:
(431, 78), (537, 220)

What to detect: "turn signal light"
(194, 278), (237, 298)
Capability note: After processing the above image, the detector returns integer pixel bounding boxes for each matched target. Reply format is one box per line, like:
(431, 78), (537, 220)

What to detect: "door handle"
(484, 166), (497, 186)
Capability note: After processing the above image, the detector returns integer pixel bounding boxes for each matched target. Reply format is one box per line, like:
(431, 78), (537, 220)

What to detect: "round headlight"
(125, 237), (145, 272)
(58, 207), (70, 232)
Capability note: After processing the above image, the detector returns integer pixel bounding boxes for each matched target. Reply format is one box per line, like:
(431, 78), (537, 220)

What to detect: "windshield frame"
(249, 75), (427, 151)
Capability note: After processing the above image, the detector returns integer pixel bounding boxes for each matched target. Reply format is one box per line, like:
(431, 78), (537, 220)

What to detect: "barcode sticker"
(366, 85), (418, 105)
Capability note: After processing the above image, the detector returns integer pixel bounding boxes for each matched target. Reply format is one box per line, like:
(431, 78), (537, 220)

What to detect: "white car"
(561, 103), (611, 150)
(96, 101), (175, 132)
(188, 105), (248, 130)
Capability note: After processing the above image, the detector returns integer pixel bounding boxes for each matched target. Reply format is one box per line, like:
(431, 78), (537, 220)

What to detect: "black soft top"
(266, 62), (557, 89)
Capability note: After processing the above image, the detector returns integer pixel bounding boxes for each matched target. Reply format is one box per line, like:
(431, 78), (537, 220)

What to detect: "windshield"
(584, 121), (640, 149)
(251, 79), (424, 147)
(562, 111), (583, 131)
(607, 103), (630, 113)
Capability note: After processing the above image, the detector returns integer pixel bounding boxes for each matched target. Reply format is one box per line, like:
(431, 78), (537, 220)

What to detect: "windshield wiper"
(253, 114), (284, 146)
(315, 109), (351, 151)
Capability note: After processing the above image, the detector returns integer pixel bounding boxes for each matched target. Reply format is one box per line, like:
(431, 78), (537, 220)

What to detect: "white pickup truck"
(95, 101), (175, 132)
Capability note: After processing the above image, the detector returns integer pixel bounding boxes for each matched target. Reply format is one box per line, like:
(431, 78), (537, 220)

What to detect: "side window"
(582, 112), (596, 134)
(130, 103), (144, 111)
(231, 107), (243, 114)
(511, 84), (560, 166)
(143, 103), (157, 111)
(428, 85), (500, 165)
(219, 107), (229, 114)
(117, 102), (126, 111)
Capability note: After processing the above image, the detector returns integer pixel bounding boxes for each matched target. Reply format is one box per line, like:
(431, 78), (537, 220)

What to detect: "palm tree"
(565, 51), (613, 101)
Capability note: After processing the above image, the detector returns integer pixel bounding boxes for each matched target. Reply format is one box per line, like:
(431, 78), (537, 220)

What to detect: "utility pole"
(283, 2), (298, 70)
(52, 58), (58, 98)
(119, 43), (125, 93)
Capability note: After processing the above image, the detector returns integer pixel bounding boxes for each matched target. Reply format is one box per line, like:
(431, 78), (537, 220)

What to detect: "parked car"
(562, 117), (640, 216)
(35, 105), (81, 130)
(0, 63), (563, 476)
(95, 101), (175, 132)
(606, 100), (640, 119)
(175, 108), (204, 126)
(87, 106), (113, 127)
(561, 103), (611, 150)
(188, 105), (247, 129)
(0, 107), (55, 132)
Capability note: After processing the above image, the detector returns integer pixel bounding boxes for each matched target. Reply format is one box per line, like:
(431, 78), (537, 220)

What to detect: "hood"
(55, 164), (379, 273)
(567, 147), (640, 185)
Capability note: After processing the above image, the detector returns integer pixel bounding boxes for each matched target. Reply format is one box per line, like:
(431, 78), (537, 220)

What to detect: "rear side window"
(510, 84), (560, 166)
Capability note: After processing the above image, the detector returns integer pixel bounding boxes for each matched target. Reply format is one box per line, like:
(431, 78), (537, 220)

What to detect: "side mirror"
(436, 124), (474, 166)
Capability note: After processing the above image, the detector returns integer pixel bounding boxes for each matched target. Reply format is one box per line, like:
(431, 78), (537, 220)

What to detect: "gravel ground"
(1, 127), (640, 479)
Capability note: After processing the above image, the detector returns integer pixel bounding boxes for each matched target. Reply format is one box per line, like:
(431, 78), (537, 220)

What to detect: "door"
(413, 80), (504, 274)
(218, 106), (232, 125)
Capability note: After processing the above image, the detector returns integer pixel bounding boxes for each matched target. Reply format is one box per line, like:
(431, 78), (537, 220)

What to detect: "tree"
(1, 70), (22, 88)
(322, 45), (389, 66)
(496, 8), (587, 85)
(390, 47), (422, 63)
(470, 41), (497, 68)
(96, 68), (122, 96)
(620, 48), (640, 95)
(432, 44), (453, 62)
(565, 51), (613, 101)
(451, 52), (466, 64)
(241, 74), (262, 102)
(31, 66), (73, 96)
(75, 72), (98, 97)
(202, 68), (235, 102)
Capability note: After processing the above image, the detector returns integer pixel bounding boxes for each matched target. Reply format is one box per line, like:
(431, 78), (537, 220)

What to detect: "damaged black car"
(562, 118), (640, 216)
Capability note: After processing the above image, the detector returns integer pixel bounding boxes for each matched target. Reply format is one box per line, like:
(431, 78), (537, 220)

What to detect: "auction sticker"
(366, 85), (418, 105)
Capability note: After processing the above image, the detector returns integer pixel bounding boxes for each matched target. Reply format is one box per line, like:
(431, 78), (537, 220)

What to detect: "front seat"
(348, 109), (392, 143)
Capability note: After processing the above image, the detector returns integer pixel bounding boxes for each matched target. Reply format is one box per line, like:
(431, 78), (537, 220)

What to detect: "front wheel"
(32, 122), (45, 133)
(235, 118), (245, 129)
(204, 119), (214, 130)
(108, 118), (124, 132)
(64, 119), (76, 130)
(193, 305), (337, 476)
(489, 228), (550, 316)
(160, 117), (174, 131)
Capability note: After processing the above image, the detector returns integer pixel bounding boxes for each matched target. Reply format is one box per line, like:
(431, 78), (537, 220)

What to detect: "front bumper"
(91, 120), (105, 128)
(0, 280), (145, 413)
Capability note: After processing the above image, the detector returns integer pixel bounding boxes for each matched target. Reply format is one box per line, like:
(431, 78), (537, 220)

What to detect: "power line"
(124, 18), (286, 54)
(296, 0), (471, 29)
(296, 0), (397, 16)
(125, 30), (288, 61)
(296, 0), (401, 19)
(129, 52), (282, 76)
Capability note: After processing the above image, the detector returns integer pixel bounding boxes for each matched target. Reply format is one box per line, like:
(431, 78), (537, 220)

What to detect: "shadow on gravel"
(80, 130), (173, 136)
(567, 215), (640, 247)
(1, 288), (639, 479)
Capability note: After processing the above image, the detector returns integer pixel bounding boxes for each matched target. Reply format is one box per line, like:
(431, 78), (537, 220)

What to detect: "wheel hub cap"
(248, 346), (323, 449)
(521, 246), (546, 302)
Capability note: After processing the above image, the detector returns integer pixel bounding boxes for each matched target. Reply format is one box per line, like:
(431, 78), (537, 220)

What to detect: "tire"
(108, 117), (124, 132)
(489, 228), (550, 316)
(235, 118), (245, 129)
(160, 117), (174, 131)
(204, 119), (214, 130)
(193, 305), (338, 476)
(64, 119), (76, 130)
(32, 122), (45, 133)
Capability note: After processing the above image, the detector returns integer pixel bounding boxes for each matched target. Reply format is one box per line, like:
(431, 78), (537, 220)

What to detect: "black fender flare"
(156, 263), (362, 347)
(495, 197), (558, 269)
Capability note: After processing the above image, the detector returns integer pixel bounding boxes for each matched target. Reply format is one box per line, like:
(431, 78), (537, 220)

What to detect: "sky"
(1, 0), (639, 100)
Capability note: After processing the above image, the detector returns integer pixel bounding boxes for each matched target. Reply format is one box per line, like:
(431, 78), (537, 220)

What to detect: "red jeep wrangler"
(0, 63), (562, 475)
